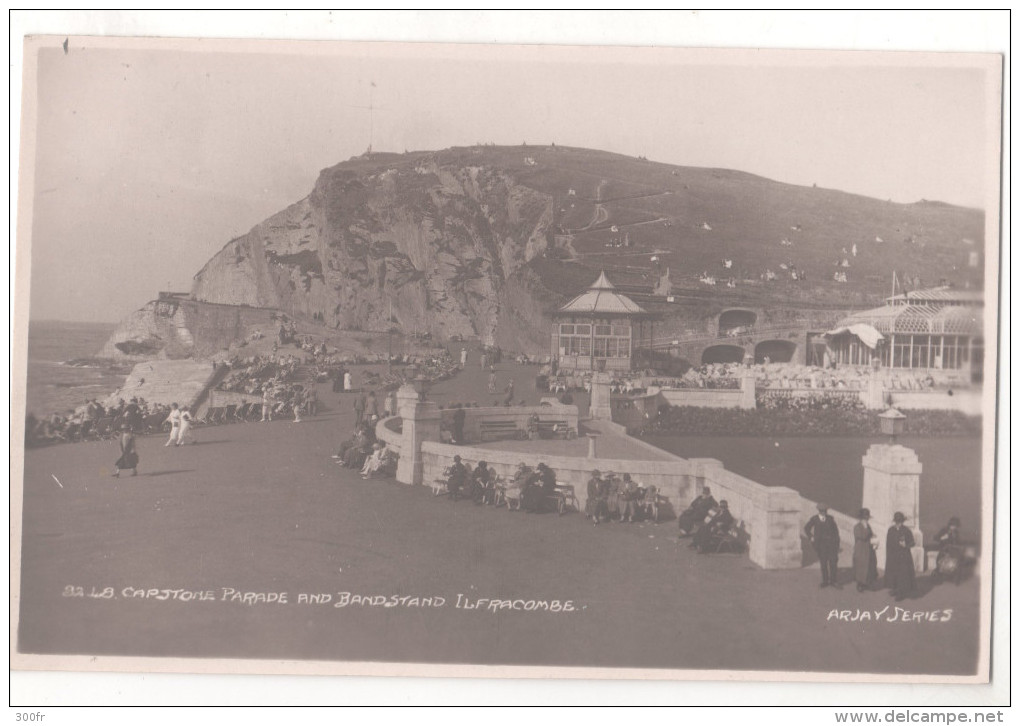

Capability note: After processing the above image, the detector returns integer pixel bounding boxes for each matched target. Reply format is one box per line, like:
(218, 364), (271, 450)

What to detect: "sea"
(23, 320), (130, 418)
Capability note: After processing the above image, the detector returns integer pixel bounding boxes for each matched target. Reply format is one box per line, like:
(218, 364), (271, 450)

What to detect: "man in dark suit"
(805, 503), (841, 588)
(678, 486), (718, 536)
(446, 455), (469, 501)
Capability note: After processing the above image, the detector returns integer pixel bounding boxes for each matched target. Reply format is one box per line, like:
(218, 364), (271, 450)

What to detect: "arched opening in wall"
(718, 309), (757, 337)
(701, 345), (746, 365)
(755, 339), (797, 364)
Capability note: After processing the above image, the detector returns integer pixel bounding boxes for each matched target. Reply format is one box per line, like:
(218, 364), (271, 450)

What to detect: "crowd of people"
(25, 396), (180, 447)
(672, 488), (968, 596)
(438, 458), (560, 513)
(584, 469), (660, 525)
(649, 363), (742, 389)
(804, 504), (967, 598)
(218, 354), (302, 395)
(753, 362), (870, 390)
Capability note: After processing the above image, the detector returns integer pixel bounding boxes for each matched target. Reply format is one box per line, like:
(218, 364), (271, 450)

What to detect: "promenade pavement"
(15, 366), (981, 675)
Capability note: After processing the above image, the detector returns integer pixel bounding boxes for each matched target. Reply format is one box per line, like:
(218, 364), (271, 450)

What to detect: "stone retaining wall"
(418, 440), (803, 569)
(438, 403), (579, 443)
(375, 416), (404, 454)
(659, 388), (746, 409)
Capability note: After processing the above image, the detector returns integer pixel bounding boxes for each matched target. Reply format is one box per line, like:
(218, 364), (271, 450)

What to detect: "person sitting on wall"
(677, 486), (718, 537)
(469, 460), (496, 505)
(446, 455), (469, 501)
(692, 500), (735, 553)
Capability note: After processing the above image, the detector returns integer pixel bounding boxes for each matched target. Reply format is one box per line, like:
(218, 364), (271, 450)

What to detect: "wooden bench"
(478, 420), (522, 441)
(547, 482), (579, 516)
(536, 420), (577, 440)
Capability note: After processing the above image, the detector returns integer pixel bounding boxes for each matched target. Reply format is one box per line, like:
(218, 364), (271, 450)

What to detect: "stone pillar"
(586, 433), (599, 458)
(755, 487), (805, 570)
(739, 369), (756, 409)
(862, 444), (925, 572)
(589, 371), (613, 421)
(395, 384), (441, 487)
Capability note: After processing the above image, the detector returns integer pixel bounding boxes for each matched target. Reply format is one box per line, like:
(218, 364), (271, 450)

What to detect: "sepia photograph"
(9, 13), (1007, 705)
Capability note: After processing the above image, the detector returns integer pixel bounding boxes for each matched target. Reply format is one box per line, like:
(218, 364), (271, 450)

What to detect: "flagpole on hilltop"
(349, 81), (384, 156)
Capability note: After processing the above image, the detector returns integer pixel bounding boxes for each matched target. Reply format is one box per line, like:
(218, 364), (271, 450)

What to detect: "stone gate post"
(395, 384), (441, 486)
(862, 444), (925, 572)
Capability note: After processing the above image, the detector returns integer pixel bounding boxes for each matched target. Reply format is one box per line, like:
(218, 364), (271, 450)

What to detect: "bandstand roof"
(557, 271), (648, 316)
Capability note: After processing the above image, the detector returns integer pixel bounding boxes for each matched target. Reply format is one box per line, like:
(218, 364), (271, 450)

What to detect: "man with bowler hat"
(805, 503), (841, 588)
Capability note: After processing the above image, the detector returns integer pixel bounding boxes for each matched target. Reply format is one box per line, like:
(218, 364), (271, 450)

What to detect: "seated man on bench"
(691, 500), (735, 553)
(445, 455), (469, 501)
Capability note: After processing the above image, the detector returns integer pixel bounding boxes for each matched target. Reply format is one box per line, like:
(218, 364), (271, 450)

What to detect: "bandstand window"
(593, 323), (631, 360)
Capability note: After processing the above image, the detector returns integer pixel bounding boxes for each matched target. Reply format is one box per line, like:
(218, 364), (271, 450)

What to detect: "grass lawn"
(639, 434), (983, 546)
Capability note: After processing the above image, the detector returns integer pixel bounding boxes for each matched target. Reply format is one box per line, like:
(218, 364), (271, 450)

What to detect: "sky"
(18, 30), (999, 322)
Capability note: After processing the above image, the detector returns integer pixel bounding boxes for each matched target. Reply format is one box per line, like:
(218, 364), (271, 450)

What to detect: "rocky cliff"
(190, 152), (555, 347)
(102, 145), (985, 361)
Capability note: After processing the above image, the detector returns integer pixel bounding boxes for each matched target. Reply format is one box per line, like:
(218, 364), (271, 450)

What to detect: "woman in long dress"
(852, 508), (878, 592)
(885, 511), (916, 601)
(113, 424), (138, 477)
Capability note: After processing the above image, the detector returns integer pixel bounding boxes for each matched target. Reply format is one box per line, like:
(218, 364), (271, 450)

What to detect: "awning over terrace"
(825, 323), (884, 349)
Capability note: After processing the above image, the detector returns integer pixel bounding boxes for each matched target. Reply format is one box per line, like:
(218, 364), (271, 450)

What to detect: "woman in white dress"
(361, 442), (387, 479)
(164, 403), (182, 447)
(178, 406), (195, 445)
